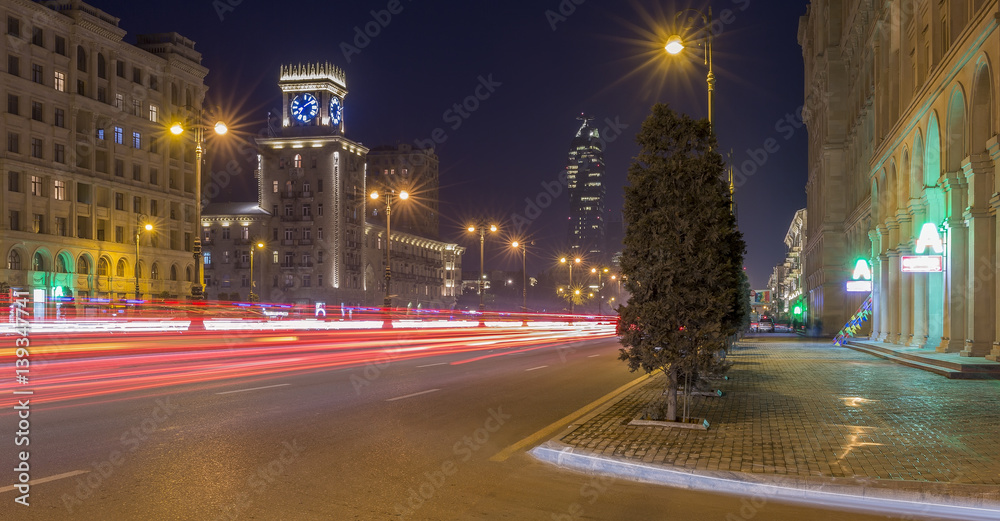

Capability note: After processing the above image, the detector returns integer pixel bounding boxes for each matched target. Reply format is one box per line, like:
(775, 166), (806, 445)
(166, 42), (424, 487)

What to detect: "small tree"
(617, 104), (745, 422)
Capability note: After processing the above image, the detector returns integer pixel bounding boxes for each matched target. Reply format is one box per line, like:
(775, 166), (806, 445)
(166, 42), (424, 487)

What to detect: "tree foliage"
(617, 104), (746, 421)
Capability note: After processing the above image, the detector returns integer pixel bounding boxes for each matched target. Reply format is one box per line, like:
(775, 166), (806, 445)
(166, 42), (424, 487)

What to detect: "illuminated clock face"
(329, 96), (343, 126)
(290, 93), (318, 124)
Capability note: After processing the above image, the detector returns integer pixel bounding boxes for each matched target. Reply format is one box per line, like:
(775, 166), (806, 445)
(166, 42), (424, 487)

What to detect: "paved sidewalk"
(545, 335), (1000, 506)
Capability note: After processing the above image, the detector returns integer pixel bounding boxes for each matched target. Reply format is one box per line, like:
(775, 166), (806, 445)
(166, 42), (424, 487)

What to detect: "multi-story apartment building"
(2, 0), (207, 306)
(566, 114), (607, 260)
(769, 209), (807, 316)
(800, 1), (1000, 359)
(366, 144), (440, 239)
(202, 63), (463, 310)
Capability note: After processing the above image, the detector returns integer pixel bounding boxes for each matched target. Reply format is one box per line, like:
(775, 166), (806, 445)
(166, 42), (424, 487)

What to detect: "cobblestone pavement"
(559, 335), (1000, 496)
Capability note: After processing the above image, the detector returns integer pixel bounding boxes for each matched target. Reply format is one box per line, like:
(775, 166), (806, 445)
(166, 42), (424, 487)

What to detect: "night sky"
(90, 0), (808, 289)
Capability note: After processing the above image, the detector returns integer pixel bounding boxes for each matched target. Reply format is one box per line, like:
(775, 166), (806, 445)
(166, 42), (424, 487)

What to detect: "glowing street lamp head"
(665, 35), (684, 55)
(575, 289), (581, 295)
(560, 257), (567, 264)
(574, 257), (581, 264)
(214, 121), (228, 135)
(144, 224), (153, 231)
(169, 123), (184, 135)
(511, 241), (519, 248)
(468, 226), (476, 233)
(591, 268), (597, 273)
(489, 224), (497, 232)
(399, 190), (409, 200)
(603, 268), (609, 273)
(370, 191), (379, 200)
(256, 242), (265, 249)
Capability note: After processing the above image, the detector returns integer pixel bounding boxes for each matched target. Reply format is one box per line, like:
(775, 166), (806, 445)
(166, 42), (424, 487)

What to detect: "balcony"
(299, 238), (313, 245)
(280, 262), (294, 268)
(282, 239), (295, 246)
(298, 262), (314, 268)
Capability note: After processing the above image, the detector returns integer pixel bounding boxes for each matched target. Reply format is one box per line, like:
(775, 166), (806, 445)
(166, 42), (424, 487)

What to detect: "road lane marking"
(0, 470), (89, 494)
(588, 354), (600, 358)
(525, 365), (548, 372)
(387, 388), (441, 402)
(216, 383), (290, 395)
(489, 373), (652, 462)
(416, 362), (447, 368)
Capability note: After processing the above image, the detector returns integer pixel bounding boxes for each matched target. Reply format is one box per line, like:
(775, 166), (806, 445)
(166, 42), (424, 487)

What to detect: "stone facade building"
(800, 1), (1000, 359)
(201, 63), (463, 309)
(770, 209), (808, 315)
(2, 0), (207, 304)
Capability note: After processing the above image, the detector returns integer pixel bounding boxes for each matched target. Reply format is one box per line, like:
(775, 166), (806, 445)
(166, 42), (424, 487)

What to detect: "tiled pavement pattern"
(560, 336), (1000, 491)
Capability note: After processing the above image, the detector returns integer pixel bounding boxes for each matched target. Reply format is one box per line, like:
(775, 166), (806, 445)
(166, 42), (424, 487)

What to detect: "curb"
(531, 441), (1000, 520)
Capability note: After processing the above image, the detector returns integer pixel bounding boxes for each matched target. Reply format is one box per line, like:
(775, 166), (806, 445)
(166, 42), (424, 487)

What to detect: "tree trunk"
(664, 364), (679, 421)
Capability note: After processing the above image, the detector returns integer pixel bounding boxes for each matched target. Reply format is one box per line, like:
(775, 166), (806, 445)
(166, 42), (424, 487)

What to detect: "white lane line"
(0, 470), (89, 494)
(386, 388), (440, 402)
(588, 354), (600, 358)
(216, 383), (290, 395)
(526, 365), (548, 372)
(416, 362), (447, 368)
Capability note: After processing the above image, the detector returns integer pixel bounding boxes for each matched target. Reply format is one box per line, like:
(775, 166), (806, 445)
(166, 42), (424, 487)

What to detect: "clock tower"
(279, 62), (348, 136)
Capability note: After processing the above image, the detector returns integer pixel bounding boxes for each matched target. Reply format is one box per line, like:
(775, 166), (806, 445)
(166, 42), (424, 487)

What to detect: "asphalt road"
(1, 330), (901, 520)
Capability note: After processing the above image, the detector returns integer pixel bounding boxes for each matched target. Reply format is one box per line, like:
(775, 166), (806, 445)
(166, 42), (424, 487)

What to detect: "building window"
(53, 71), (65, 92)
(151, 263), (159, 280)
(7, 133), (19, 154)
(115, 159), (124, 177)
(9, 210), (19, 231)
(272, 251), (278, 264)
(115, 226), (124, 243)
(31, 253), (43, 272)
(54, 108), (65, 128)
(31, 101), (43, 121)
(221, 227), (230, 240)
(30, 138), (42, 159)
(150, 169), (158, 185)
(116, 60), (125, 78)
(318, 250), (324, 263)
(7, 171), (18, 192)
(31, 27), (42, 46)
(285, 205), (293, 217)
(284, 229), (294, 240)
(32, 214), (43, 233)
(116, 259), (127, 277)
(96, 128), (104, 141)
(302, 205), (311, 217)
(302, 275), (311, 287)
(130, 164), (141, 181)
(150, 200), (158, 216)
(114, 93), (123, 110)
(132, 67), (141, 83)
(7, 94), (17, 114)
(317, 228), (323, 240)
(30, 176), (41, 196)
(7, 55), (19, 77)
(55, 36), (65, 56)
(132, 99), (140, 117)
(97, 86), (106, 103)
(293, 154), (302, 168)
(54, 143), (65, 164)
(273, 180), (278, 193)
(149, 75), (159, 91)
(241, 275), (249, 288)
(318, 274), (323, 287)
(204, 252), (212, 266)
(317, 204), (323, 216)
(318, 179), (323, 192)
(303, 181), (311, 193)
(114, 192), (124, 210)
(7, 16), (20, 37)
(53, 180), (66, 200)
(7, 251), (20, 271)
(31, 63), (42, 84)
(76, 45), (86, 72)
(132, 131), (141, 149)
(303, 228), (312, 240)
(149, 104), (158, 122)
(113, 126), (123, 144)
(133, 196), (142, 213)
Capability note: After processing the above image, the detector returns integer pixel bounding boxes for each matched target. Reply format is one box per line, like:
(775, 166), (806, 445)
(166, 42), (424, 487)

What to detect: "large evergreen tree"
(617, 104), (746, 422)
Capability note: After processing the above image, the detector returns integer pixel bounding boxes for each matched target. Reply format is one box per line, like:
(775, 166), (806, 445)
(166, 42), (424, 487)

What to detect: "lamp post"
(512, 241), (528, 313)
(467, 223), (498, 316)
(249, 241), (264, 302)
(170, 114), (228, 300)
(666, 7), (734, 208)
(560, 256), (582, 314)
(370, 188), (409, 320)
(591, 266), (609, 315)
(134, 216), (152, 300)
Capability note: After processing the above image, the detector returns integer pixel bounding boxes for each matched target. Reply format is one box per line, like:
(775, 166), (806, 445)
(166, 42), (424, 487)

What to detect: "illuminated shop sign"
(846, 259), (873, 292)
(901, 255), (943, 273)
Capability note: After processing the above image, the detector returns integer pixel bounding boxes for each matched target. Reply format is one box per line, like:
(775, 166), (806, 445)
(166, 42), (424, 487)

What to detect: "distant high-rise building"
(566, 114), (606, 260)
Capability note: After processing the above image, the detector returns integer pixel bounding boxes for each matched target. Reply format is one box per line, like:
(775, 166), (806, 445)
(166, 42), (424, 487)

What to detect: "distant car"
(758, 318), (774, 333)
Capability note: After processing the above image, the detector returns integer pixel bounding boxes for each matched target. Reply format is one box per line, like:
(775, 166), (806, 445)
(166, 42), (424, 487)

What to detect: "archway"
(925, 113), (945, 346)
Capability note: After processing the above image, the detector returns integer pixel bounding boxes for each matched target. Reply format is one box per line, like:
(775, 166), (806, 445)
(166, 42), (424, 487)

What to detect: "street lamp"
(249, 241), (264, 302)
(559, 256), (582, 314)
(170, 111), (229, 299)
(666, 7), (734, 207)
(370, 188), (409, 318)
(467, 223), (498, 316)
(591, 266), (609, 315)
(134, 216), (152, 300)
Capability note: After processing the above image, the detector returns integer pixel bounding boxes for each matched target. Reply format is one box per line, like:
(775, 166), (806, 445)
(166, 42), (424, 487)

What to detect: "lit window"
(149, 104), (158, 122)
(113, 126), (123, 144)
(53, 71), (65, 92)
